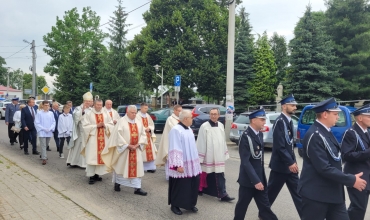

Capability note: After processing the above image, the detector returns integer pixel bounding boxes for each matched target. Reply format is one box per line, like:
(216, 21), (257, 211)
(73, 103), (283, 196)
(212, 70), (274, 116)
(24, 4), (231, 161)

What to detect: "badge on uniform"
(257, 146), (260, 149)
(288, 131), (291, 135)
(255, 151), (259, 155)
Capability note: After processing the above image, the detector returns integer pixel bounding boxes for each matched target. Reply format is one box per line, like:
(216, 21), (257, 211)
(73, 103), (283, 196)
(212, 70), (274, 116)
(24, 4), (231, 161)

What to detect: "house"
(0, 85), (23, 99)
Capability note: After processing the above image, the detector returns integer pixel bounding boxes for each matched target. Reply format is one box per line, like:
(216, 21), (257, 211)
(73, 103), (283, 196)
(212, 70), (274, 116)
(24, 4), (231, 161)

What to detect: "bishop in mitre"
(101, 105), (148, 196)
(82, 99), (114, 184)
(67, 92), (93, 168)
(136, 102), (157, 173)
(155, 104), (182, 180)
(103, 100), (120, 125)
(196, 108), (234, 202)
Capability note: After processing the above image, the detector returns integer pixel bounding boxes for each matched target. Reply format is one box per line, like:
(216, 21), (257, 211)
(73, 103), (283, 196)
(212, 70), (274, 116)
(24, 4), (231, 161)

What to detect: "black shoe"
(134, 188), (147, 196)
(57, 147), (59, 152)
(24, 152), (29, 155)
(15, 140), (18, 143)
(190, 207), (198, 213)
(89, 177), (95, 185)
(198, 191), (203, 196)
(147, 170), (156, 173)
(20, 145), (24, 150)
(11, 143), (14, 146)
(32, 151), (40, 155)
(171, 206), (182, 215)
(93, 174), (102, 181)
(114, 183), (121, 192)
(46, 147), (51, 151)
(220, 195), (235, 202)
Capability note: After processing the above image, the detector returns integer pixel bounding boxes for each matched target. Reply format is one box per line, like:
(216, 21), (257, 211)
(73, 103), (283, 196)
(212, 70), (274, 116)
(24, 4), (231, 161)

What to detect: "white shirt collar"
(140, 112), (147, 118)
(282, 112), (292, 122)
(356, 122), (368, 133)
(127, 118), (135, 124)
(316, 119), (331, 132)
(249, 126), (260, 135)
(105, 108), (112, 112)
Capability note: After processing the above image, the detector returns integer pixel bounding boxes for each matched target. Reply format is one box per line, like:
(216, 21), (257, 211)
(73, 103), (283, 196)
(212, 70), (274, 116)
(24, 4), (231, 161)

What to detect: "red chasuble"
(95, 114), (105, 165)
(109, 112), (112, 118)
(141, 117), (154, 161)
(128, 123), (139, 178)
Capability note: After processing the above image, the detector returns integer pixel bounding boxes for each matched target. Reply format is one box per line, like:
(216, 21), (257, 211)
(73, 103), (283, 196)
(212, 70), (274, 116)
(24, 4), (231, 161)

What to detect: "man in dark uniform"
(266, 94), (302, 217)
(341, 104), (370, 220)
(234, 108), (278, 220)
(5, 97), (20, 145)
(299, 97), (367, 220)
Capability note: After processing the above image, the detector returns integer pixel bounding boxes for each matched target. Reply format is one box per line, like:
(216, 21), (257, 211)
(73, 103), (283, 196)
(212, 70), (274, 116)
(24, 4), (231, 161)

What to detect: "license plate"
(238, 130), (244, 135)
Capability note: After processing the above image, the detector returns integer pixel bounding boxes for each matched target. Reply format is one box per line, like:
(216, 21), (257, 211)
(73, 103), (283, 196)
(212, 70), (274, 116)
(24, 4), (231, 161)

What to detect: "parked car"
(35, 100), (64, 113)
(117, 104), (153, 117)
(229, 112), (298, 147)
(296, 105), (355, 157)
(150, 108), (173, 132)
(181, 104), (227, 137)
(0, 102), (11, 119)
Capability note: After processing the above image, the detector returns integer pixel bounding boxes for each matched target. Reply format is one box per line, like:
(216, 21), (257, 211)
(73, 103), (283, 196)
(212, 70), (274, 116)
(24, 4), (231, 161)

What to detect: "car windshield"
(117, 107), (127, 113)
(235, 114), (250, 124)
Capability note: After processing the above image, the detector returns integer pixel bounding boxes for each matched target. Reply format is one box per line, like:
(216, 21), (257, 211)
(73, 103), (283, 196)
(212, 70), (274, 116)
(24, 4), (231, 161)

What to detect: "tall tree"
(286, 6), (341, 102)
(234, 7), (254, 113)
(22, 74), (47, 97)
(43, 7), (106, 104)
(128, 0), (229, 101)
(325, 0), (370, 100)
(0, 56), (7, 86)
(249, 32), (277, 105)
(7, 68), (24, 90)
(215, 0), (243, 7)
(96, 0), (140, 105)
(269, 32), (288, 87)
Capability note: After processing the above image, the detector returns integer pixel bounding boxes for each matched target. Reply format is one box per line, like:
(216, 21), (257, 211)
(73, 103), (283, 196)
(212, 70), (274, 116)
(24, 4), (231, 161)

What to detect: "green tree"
(286, 6), (341, 102)
(22, 74), (47, 97)
(96, 0), (141, 105)
(215, 0), (243, 7)
(128, 0), (229, 101)
(325, 0), (370, 100)
(234, 7), (254, 112)
(43, 7), (107, 104)
(0, 56), (7, 86)
(8, 68), (24, 90)
(269, 32), (288, 87)
(249, 32), (277, 105)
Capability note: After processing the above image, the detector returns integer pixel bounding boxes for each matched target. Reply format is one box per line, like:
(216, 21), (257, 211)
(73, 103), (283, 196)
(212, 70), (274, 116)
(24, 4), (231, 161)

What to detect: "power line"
(4, 45), (30, 59)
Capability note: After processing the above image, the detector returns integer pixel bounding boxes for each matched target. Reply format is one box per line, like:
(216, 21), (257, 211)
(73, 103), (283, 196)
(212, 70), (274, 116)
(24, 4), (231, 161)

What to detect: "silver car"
(229, 112), (298, 148)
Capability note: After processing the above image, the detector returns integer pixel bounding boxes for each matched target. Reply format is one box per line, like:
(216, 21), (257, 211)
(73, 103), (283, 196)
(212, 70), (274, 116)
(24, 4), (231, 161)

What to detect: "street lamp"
(154, 64), (163, 109)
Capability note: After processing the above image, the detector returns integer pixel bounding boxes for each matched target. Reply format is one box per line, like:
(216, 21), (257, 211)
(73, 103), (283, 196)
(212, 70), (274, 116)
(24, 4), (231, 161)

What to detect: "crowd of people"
(4, 92), (370, 219)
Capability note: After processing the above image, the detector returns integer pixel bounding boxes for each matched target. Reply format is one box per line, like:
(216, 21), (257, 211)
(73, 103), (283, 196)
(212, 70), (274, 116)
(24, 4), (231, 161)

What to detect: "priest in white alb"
(197, 108), (234, 202)
(168, 110), (202, 215)
(136, 102), (157, 173)
(155, 104), (182, 180)
(82, 99), (114, 184)
(103, 99), (120, 125)
(101, 105), (148, 196)
(67, 92), (93, 168)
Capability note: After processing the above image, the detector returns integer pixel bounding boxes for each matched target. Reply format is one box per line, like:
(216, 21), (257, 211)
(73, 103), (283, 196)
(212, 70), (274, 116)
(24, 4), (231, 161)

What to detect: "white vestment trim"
(113, 171), (141, 188)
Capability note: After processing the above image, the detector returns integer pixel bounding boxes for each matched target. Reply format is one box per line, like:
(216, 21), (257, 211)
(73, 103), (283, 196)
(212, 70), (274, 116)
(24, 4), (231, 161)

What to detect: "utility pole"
(6, 67), (11, 98)
(31, 40), (36, 98)
(225, 0), (236, 140)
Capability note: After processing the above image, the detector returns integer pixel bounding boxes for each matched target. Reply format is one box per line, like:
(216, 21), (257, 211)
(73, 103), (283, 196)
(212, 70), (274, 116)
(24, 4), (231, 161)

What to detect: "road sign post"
(90, 82), (93, 93)
(174, 75), (181, 104)
(41, 86), (49, 100)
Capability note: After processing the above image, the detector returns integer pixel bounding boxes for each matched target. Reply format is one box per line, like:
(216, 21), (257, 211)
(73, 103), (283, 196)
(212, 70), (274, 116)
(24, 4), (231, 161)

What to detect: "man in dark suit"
(21, 98), (39, 155)
(5, 97), (20, 145)
(341, 104), (370, 220)
(67, 101), (74, 114)
(265, 94), (302, 217)
(299, 97), (367, 220)
(49, 102), (60, 151)
(234, 108), (277, 220)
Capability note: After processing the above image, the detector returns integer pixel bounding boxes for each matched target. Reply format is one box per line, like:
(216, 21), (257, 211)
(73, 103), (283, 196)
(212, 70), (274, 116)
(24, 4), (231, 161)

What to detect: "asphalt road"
(0, 122), (368, 220)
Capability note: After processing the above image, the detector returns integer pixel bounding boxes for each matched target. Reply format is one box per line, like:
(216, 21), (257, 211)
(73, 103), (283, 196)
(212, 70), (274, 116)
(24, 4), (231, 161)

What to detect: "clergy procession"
(3, 92), (370, 220)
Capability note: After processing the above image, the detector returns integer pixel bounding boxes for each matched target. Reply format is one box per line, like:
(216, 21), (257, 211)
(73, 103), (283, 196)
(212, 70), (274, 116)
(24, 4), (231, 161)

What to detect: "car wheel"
(298, 148), (303, 157)
(0, 112), (2, 120)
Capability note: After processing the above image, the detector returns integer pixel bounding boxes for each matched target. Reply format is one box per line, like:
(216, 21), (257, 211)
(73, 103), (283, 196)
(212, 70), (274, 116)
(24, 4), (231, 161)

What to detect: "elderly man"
(48, 102), (61, 152)
(102, 105), (148, 196)
(67, 92), (93, 168)
(5, 97), (20, 145)
(341, 104), (370, 220)
(197, 108), (234, 202)
(103, 100), (120, 125)
(156, 104), (182, 180)
(168, 110), (202, 215)
(136, 102), (157, 173)
(299, 97), (367, 220)
(82, 99), (114, 184)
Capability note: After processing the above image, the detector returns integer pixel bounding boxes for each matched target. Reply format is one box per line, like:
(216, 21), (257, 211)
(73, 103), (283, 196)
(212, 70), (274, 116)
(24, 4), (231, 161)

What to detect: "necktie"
(31, 107), (35, 121)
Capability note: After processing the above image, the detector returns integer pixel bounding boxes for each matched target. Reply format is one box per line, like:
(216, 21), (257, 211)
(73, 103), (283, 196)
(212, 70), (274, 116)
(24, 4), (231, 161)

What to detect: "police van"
(296, 105), (356, 157)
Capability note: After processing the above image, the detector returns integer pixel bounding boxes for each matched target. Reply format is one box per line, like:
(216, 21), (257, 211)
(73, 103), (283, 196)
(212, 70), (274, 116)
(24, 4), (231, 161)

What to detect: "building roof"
(0, 85), (22, 92)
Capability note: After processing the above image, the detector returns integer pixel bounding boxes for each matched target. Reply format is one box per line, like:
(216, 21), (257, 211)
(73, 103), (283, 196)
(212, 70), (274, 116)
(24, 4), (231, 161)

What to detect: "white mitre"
(83, 92), (93, 101)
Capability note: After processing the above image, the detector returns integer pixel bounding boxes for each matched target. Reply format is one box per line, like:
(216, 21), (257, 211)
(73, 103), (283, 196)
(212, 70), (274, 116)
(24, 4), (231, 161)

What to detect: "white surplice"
(196, 121), (229, 173)
(35, 111), (56, 138)
(82, 108), (114, 176)
(101, 115), (147, 188)
(103, 107), (120, 122)
(66, 105), (91, 168)
(136, 112), (157, 171)
(58, 113), (73, 138)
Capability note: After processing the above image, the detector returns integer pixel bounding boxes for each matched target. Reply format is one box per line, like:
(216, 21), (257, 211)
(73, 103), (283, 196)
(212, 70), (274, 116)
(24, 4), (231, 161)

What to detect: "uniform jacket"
(237, 126), (267, 188)
(341, 123), (370, 190)
(21, 105), (37, 130)
(50, 108), (61, 132)
(269, 113), (296, 173)
(298, 121), (355, 203)
(5, 103), (19, 123)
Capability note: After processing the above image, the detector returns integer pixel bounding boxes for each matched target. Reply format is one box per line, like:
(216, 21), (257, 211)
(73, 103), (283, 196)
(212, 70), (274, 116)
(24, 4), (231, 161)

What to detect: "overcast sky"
(0, 0), (327, 90)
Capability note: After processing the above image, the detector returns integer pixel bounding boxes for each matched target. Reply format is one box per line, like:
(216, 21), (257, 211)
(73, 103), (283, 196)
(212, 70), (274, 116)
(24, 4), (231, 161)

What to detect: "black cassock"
(168, 175), (200, 210)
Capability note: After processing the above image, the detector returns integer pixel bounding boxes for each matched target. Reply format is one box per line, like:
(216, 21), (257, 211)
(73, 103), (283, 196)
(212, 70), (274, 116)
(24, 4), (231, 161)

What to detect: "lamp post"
(154, 64), (163, 109)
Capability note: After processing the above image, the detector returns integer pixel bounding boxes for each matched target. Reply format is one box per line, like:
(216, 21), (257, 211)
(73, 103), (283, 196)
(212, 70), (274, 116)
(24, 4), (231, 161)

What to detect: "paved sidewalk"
(0, 154), (98, 220)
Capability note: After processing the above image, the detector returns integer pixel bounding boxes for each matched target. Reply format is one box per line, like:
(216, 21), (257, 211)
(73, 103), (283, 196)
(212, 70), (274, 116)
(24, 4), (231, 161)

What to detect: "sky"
(0, 0), (327, 90)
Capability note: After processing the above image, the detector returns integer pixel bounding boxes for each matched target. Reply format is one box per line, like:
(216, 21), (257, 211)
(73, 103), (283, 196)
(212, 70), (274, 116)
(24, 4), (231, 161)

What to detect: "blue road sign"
(90, 82), (93, 92)
(174, 75), (181, 86)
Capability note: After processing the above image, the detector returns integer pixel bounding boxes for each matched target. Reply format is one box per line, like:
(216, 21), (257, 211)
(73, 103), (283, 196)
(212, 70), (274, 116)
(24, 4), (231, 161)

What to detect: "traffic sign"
(174, 75), (181, 86)
(24, 89), (32, 95)
(41, 86), (49, 94)
(90, 82), (93, 92)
